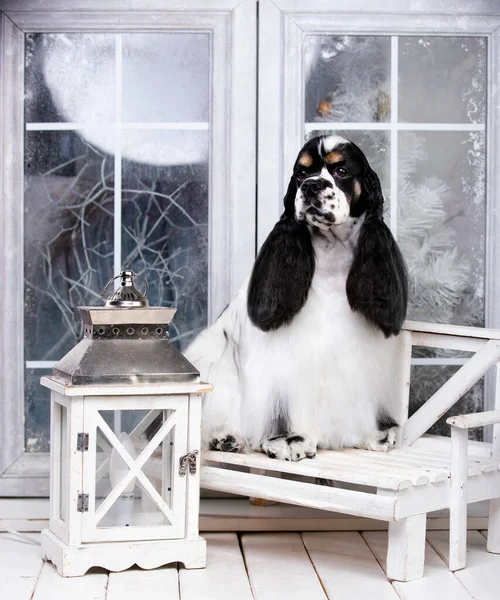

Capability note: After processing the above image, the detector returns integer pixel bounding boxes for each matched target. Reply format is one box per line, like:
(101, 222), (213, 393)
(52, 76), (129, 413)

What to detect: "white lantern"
(40, 271), (212, 577)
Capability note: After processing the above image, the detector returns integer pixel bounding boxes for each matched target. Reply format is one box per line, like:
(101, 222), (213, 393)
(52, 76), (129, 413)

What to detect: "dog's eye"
(296, 168), (307, 180)
(336, 167), (349, 178)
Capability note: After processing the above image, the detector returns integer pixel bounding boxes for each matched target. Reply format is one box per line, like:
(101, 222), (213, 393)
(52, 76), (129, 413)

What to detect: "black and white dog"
(185, 135), (408, 461)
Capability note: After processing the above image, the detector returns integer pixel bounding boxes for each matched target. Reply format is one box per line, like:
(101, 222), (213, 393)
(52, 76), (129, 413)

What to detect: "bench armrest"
(447, 410), (500, 430)
(403, 320), (500, 340)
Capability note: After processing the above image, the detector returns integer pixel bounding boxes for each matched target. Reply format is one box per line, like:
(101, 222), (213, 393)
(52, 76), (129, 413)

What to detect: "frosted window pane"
(122, 33), (210, 123)
(398, 37), (486, 124)
(121, 131), (209, 349)
(304, 35), (391, 123)
(24, 131), (115, 362)
(120, 129), (208, 167)
(398, 131), (485, 327)
(410, 367), (484, 441)
(25, 33), (115, 123)
(25, 369), (52, 452)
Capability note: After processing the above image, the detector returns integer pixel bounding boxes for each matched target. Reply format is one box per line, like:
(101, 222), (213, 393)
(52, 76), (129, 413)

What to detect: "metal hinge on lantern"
(77, 493), (89, 512)
(77, 433), (89, 452)
(179, 450), (199, 476)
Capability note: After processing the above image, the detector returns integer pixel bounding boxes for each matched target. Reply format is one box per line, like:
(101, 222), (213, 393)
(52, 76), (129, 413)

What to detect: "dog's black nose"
(301, 178), (331, 195)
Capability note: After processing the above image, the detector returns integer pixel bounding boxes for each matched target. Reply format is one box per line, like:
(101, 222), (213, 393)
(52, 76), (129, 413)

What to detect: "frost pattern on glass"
(121, 134), (209, 348)
(25, 131), (115, 362)
(122, 33), (210, 123)
(399, 37), (486, 124)
(409, 367), (484, 441)
(25, 33), (115, 123)
(304, 35), (391, 123)
(399, 131), (485, 330)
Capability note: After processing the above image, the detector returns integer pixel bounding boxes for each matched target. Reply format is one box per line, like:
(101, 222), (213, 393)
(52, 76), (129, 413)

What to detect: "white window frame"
(258, 0), (500, 422)
(0, 0), (257, 496)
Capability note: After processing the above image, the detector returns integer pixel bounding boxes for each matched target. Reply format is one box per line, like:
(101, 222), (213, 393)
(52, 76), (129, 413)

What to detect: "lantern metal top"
(104, 270), (149, 308)
(48, 270), (200, 387)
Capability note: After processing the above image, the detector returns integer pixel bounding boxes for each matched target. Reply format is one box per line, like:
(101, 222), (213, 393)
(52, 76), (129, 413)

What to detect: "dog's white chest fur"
(185, 217), (400, 453)
(239, 221), (399, 448)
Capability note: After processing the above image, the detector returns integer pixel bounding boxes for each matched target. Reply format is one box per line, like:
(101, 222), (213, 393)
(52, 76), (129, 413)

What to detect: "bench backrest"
(394, 321), (500, 447)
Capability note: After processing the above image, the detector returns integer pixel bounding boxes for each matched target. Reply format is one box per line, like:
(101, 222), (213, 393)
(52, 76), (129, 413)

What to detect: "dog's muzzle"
(300, 177), (333, 197)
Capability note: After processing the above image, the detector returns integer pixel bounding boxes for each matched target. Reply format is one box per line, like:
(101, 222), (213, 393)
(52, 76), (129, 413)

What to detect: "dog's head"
(283, 134), (383, 227)
(248, 135), (407, 337)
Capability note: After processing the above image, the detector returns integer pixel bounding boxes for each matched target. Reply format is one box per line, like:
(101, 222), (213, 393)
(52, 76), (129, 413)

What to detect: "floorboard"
(107, 566), (179, 600)
(179, 533), (253, 600)
(241, 533), (327, 600)
(302, 532), (399, 599)
(427, 530), (500, 600)
(0, 533), (43, 600)
(363, 531), (473, 600)
(2, 530), (500, 599)
(33, 562), (108, 600)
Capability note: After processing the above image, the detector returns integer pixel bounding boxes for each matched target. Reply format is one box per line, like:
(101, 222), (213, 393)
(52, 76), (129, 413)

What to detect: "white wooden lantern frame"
(40, 377), (212, 577)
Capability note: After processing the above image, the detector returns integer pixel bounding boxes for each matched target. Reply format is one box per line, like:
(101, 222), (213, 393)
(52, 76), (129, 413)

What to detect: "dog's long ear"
(346, 168), (408, 337)
(247, 178), (315, 331)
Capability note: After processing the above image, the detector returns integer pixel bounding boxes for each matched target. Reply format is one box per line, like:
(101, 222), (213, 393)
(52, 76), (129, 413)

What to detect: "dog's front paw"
(358, 426), (397, 453)
(208, 433), (246, 453)
(262, 434), (316, 461)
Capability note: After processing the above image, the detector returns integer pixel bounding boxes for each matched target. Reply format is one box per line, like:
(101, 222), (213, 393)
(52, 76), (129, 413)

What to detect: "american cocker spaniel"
(185, 135), (408, 461)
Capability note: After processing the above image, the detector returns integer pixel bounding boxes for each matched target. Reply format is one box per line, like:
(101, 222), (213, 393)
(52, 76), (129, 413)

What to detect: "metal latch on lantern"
(77, 433), (89, 451)
(179, 450), (199, 476)
(77, 493), (89, 512)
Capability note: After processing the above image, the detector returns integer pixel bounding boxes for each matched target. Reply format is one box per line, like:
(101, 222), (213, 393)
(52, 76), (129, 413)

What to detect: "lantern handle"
(103, 271), (149, 300)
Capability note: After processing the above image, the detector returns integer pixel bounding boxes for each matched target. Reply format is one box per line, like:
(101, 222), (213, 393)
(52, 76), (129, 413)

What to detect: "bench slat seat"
(204, 436), (500, 492)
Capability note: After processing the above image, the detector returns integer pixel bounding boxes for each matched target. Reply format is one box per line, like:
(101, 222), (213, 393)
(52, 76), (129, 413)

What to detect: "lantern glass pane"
(59, 403), (69, 523)
(95, 409), (176, 528)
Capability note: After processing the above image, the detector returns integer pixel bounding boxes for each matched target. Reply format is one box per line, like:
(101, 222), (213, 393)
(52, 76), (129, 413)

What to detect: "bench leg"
(449, 426), (468, 571)
(487, 497), (500, 553)
(387, 514), (426, 581)
(488, 415), (500, 554)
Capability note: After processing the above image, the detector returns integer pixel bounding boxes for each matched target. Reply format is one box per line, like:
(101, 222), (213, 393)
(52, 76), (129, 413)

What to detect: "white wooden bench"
(200, 321), (500, 581)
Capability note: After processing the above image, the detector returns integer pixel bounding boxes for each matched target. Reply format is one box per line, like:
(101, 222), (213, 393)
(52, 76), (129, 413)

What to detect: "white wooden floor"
(2, 530), (498, 599)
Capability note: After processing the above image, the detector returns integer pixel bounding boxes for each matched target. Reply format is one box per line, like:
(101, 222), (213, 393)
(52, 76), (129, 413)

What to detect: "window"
(25, 32), (211, 451)
(0, 0), (256, 495)
(1, 0), (500, 498)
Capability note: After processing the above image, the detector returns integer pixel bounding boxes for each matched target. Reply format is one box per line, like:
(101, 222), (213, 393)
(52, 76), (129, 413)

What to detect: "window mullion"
(390, 35), (398, 239)
(113, 33), (123, 282)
